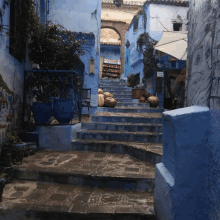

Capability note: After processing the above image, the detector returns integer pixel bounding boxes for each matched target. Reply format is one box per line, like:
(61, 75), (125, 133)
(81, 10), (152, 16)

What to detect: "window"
(133, 16), (139, 32)
(171, 62), (176, 68)
(173, 23), (182, 31)
(9, 0), (26, 62)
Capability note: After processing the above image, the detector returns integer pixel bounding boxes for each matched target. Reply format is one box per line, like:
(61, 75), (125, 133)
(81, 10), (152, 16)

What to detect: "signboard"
(157, 71), (164, 77)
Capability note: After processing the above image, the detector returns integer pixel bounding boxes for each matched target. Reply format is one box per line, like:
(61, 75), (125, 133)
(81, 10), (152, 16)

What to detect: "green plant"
(137, 33), (157, 80)
(0, 128), (25, 167)
(127, 73), (134, 87)
(28, 22), (86, 70)
(25, 72), (80, 103)
(3, 0), (86, 68)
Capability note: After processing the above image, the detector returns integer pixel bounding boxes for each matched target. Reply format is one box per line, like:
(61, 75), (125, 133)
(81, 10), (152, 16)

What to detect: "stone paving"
(14, 151), (155, 179)
(1, 180), (154, 215)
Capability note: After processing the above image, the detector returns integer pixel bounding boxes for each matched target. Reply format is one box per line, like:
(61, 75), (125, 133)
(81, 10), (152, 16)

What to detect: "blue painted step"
(103, 89), (132, 93)
(77, 130), (162, 143)
(96, 107), (164, 113)
(81, 122), (162, 133)
(114, 98), (139, 103)
(113, 94), (132, 99)
(108, 91), (132, 96)
(117, 102), (150, 107)
(92, 114), (162, 124)
(99, 82), (127, 86)
(101, 88), (131, 92)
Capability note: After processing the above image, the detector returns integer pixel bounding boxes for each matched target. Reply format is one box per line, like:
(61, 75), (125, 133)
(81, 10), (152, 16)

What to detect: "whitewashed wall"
(147, 4), (188, 41)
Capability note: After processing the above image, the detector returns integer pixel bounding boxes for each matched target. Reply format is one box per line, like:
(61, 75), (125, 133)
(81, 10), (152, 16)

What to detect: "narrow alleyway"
(1, 78), (163, 219)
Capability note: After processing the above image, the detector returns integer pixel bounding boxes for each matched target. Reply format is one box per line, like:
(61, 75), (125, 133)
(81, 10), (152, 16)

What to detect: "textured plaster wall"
(0, 0), (36, 129)
(100, 44), (120, 61)
(184, 0), (220, 109)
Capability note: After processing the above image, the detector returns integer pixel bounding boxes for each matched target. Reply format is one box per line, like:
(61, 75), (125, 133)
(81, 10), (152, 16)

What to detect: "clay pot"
(103, 92), (114, 99)
(98, 94), (104, 107)
(98, 88), (103, 94)
(104, 97), (117, 107)
(148, 96), (159, 107)
(139, 97), (145, 102)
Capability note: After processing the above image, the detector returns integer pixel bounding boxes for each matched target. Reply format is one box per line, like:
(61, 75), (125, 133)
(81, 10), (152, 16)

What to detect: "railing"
(22, 70), (84, 128)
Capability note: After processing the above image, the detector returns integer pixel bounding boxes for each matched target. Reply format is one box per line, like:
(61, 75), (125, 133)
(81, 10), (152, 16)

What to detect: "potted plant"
(25, 21), (86, 124)
(52, 74), (75, 124)
(26, 72), (54, 125)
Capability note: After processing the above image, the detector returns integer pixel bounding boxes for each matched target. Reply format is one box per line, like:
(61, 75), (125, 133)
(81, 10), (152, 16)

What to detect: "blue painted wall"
(207, 110), (220, 219)
(158, 54), (186, 70)
(49, 0), (102, 114)
(0, 0), (46, 128)
(124, 48), (130, 77)
(100, 44), (120, 61)
(155, 106), (210, 220)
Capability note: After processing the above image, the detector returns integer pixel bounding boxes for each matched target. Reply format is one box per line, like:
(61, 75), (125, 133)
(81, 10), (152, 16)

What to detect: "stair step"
(92, 112), (162, 124)
(72, 139), (162, 164)
(81, 121), (162, 133)
(116, 102), (150, 107)
(115, 99), (139, 103)
(1, 180), (155, 219)
(99, 83), (127, 87)
(111, 95), (132, 99)
(111, 92), (132, 95)
(101, 86), (130, 90)
(13, 151), (155, 191)
(97, 107), (164, 113)
(77, 130), (162, 143)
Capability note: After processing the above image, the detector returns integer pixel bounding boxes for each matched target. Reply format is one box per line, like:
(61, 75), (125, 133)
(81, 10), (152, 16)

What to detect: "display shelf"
(103, 64), (121, 69)
(103, 70), (120, 74)
(102, 61), (121, 79)
(102, 74), (119, 78)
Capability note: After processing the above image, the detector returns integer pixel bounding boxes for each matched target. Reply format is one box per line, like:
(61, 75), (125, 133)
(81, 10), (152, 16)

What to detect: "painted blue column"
(154, 106), (210, 220)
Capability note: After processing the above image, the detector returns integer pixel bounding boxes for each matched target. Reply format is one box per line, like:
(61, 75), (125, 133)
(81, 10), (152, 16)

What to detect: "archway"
(101, 20), (130, 76)
(100, 28), (121, 78)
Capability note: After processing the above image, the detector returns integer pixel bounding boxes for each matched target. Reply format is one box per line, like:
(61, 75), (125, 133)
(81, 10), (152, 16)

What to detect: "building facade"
(123, 0), (189, 96)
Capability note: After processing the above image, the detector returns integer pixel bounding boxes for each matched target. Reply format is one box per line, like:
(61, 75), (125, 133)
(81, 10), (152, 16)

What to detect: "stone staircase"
(0, 78), (163, 220)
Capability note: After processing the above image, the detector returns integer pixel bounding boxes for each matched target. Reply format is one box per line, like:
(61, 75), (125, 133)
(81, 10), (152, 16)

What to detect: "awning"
(154, 31), (188, 61)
